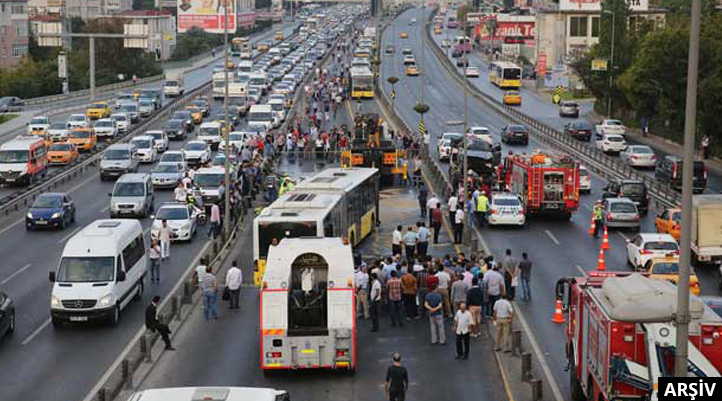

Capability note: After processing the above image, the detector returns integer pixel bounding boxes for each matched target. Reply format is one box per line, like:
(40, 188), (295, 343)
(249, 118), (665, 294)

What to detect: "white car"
(183, 140), (211, 165)
(138, 100), (154, 117)
(220, 131), (254, 152)
(130, 135), (158, 163)
(441, 39), (451, 48)
(146, 130), (169, 153)
(626, 233), (679, 270)
(93, 118), (118, 139)
(159, 150), (187, 171)
(67, 114), (89, 129)
(596, 133), (627, 154)
(467, 126), (493, 143)
(27, 116), (50, 134)
(151, 203), (197, 242)
(620, 145), (657, 168)
(579, 165), (591, 194)
(595, 119), (626, 136)
(465, 66), (480, 77)
(47, 122), (69, 142)
(110, 113), (130, 133)
(198, 122), (222, 151)
(403, 55), (416, 65)
(486, 193), (526, 226)
(437, 132), (462, 161)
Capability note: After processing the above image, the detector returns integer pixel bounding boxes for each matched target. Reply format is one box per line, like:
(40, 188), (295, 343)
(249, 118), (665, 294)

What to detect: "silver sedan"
(620, 145), (657, 168)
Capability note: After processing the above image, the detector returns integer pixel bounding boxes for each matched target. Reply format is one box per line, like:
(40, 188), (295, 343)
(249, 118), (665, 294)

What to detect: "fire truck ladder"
(531, 168), (542, 207)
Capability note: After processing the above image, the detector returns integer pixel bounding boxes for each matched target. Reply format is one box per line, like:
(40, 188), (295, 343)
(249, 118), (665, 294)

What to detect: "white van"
(126, 387), (290, 401)
(248, 104), (276, 132)
(198, 121), (222, 151)
(49, 219), (147, 326)
(163, 73), (185, 97)
(268, 98), (286, 123)
(238, 60), (253, 73)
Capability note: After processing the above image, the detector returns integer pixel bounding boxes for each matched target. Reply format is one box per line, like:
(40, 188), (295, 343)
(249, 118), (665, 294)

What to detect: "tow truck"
(556, 273), (722, 401)
(503, 151), (580, 218)
(341, 113), (406, 185)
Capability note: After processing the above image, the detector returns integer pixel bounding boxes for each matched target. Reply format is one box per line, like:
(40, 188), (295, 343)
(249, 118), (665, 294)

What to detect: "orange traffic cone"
(588, 216), (596, 236)
(602, 226), (611, 250)
(551, 299), (566, 324)
(597, 247), (606, 271)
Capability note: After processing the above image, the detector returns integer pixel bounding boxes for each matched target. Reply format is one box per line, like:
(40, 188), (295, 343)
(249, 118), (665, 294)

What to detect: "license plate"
(546, 204), (559, 209)
(5, 179), (15, 182)
(69, 316), (88, 322)
(36, 220), (48, 225)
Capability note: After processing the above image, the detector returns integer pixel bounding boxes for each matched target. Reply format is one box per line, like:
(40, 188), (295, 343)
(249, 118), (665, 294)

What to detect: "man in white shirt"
(426, 194), (439, 227)
(454, 302), (474, 360)
(483, 265), (506, 317)
(392, 225), (403, 257)
(493, 294), (514, 352)
(454, 208), (465, 244)
(448, 195), (459, 229)
(225, 261), (243, 309)
(174, 182), (187, 203)
(355, 266), (370, 319)
(159, 220), (172, 261)
(435, 268), (452, 318)
(370, 273), (382, 332)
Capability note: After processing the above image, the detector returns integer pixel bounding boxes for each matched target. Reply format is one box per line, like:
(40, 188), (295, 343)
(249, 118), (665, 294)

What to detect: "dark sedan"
(163, 119), (189, 140)
(501, 124), (530, 145)
(564, 121), (593, 141)
(26, 193), (76, 230)
(0, 291), (14, 338)
(171, 111), (195, 130)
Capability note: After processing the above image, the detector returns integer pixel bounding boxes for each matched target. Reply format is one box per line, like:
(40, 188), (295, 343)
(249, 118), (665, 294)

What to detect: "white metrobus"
(260, 237), (356, 371)
(253, 167), (380, 285)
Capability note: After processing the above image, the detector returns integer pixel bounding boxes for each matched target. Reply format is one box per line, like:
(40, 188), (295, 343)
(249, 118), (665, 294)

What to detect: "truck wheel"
(569, 359), (584, 401)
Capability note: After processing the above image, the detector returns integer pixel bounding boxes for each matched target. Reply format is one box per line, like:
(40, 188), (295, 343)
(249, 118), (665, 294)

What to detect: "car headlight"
(51, 294), (62, 308)
(27, 212), (33, 219)
(52, 212), (61, 219)
(98, 294), (113, 307)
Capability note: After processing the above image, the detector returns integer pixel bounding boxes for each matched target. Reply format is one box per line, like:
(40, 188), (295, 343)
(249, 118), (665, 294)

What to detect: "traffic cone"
(602, 226), (611, 250)
(588, 216), (596, 237)
(596, 247), (606, 271)
(551, 299), (566, 324)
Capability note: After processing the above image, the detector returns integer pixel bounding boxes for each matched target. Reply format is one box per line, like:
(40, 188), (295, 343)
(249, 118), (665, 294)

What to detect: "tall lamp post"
(223, 2), (231, 237)
(674, 0), (701, 378)
(603, 9), (615, 118)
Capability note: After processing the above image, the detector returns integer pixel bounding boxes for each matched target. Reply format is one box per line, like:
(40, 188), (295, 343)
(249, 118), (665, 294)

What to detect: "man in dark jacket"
(145, 295), (175, 350)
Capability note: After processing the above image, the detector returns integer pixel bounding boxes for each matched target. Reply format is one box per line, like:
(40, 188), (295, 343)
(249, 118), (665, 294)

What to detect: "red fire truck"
(555, 273), (722, 401)
(503, 152), (580, 218)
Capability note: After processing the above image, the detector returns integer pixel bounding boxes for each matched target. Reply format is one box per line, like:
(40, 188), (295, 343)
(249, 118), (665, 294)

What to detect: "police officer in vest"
(593, 200), (604, 238)
(476, 191), (489, 227)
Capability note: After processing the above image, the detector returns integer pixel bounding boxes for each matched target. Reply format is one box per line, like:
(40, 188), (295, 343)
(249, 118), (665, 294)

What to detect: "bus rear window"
(503, 68), (521, 80)
(258, 222), (316, 258)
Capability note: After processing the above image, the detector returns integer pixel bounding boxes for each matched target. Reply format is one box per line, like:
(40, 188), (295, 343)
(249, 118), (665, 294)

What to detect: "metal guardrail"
(24, 75), (165, 107)
(421, 8), (682, 210)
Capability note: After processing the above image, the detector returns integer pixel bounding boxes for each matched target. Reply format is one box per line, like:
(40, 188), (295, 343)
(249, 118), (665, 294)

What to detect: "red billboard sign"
(178, 0), (236, 34)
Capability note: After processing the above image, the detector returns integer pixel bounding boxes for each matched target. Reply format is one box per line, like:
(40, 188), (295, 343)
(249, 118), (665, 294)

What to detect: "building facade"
(28, 0), (132, 19)
(97, 11), (176, 61)
(0, 0), (29, 69)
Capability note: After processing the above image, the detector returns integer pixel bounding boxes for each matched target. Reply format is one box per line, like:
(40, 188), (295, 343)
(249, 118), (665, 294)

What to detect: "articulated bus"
(260, 237), (356, 371)
(253, 167), (380, 285)
(350, 66), (374, 98)
(489, 61), (522, 89)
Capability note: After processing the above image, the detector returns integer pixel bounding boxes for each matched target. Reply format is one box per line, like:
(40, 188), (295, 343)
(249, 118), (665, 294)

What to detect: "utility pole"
(223, 1), (232, 237)
(603, 9), (615, 118)
(674, 0), (701, 378)
(462, 16), (470, 247)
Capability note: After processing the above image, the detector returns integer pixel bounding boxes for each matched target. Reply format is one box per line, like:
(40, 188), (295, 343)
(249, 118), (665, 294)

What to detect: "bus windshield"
(258, 222), (317, 258)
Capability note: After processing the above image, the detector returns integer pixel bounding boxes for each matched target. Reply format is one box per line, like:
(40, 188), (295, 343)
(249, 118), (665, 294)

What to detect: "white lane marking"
(22, 318), (51, 346)
(0, 263), (32, 285)
(576, 265), (588, 277)
(58, 226), (83, 244)
(100, 205), (110, 213)
(544, 229), (560, 246)
(617, 231), (629, 241)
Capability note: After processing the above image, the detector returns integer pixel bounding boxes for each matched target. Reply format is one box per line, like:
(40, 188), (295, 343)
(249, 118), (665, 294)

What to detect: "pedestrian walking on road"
(225, 261), (243, 309)
(435, 267), (452, 318)
(425, 284), (446, 345)
(448, 194), (459, 230)
(416, 265), (429, 317)
(208, 203), (221, 239)
(416, 222), (430, 258)
(493, 294), (514, 353)
(418, 184), (428, 218)
(701, 134), (711, 160)
(401, 266), (417, 319)
(483, 264), (505, 317)
(387, 271), (404, 327)
(454, 208), (465, 244)
(502, 249), (517, 301)
(145, 295), (175, 350)
(392, 225), (403, 258)
(370, 273), (382, 332)
(518, 252), (533, 302)
(431, 203), (443, 244)
(427, 193), (438, 227)
(201, 265), (218, 321)
(384, 352), (408, 401)
(148, 239), (161, 283)
(451, 273), (469, 315)
(355, 265), (370, 319)
(454, 302), (473, 360)
(593, 200), (604, 238)
(466, 277), (484, 337)
(159, 220), (171, 261)
(403, 226), (418, 262)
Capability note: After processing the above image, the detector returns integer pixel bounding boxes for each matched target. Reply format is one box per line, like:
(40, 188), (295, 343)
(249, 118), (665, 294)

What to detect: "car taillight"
(651, 154), (657, 160)
(490, 210), (498, 214)
(640, 249), (652, 255)
(673, 163), (678, 179)
(673, 224), (680, 230)
(673, 250), (680, 255)
(691, 282), (700, 288)
(634, 215), (640, 221)
(266, 352), (282, 358)
(336, 349), (348, 357)
(518, 209), (524, 215)
(630, 155), (638, 159)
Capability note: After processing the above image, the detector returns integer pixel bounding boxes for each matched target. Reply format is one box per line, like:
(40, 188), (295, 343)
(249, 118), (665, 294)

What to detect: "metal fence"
(24, 75), (165, 107)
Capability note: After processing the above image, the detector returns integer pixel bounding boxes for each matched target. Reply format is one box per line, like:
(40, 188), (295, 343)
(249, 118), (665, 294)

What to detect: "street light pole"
(604, 9), (615, 118)
(89, 36), (95, 102)
(223, 2), (231, 237)
(674, 0), (701, 378)
(462, 17), (470, 247)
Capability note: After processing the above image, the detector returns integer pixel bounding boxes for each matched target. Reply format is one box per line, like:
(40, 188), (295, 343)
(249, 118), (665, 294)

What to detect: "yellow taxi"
(400, 31), (408, 39)
(434, 25), (442, 35)
(406, 64), (420, 76)
(644, 256), (700, 295)
(132, 89), (142, 99)
(47, 142), (79, 165)
(274, 31), (284, 41)
(185, 106), (204, 124)
(502, 91), (522, 106)
(85, 102), (112, 120)
(29, 130), (52, 147)
(655, 208), (681, 241)
(257, 43), (270, 52)
(67, 127), (97, 152)
(225, 59), (236, 69)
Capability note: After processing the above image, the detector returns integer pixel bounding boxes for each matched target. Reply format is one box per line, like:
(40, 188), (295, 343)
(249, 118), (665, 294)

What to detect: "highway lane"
(0, 23), (299, 203)
(382, 8), (722, 401)
(427, 21), (722, 194)
(0, 25), (306, 401)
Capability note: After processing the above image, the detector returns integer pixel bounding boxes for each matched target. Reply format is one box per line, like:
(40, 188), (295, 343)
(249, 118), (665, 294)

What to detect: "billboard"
(178, 0), (236, 34)
(474, 14), (535, 43)
(559, 0), (648, 12)
(236, 11), (256, 28)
